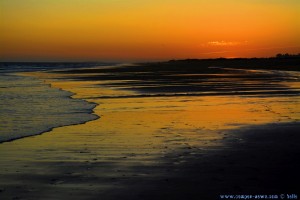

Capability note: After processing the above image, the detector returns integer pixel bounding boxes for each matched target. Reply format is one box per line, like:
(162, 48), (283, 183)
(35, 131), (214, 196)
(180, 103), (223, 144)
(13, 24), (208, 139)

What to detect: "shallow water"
(0, 69), (98, 142)
(37, 68), (300, 148)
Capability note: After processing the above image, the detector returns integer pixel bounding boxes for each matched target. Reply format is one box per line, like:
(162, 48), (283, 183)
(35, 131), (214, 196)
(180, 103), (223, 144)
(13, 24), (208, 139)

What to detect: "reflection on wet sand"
(0, 61), (299, 199)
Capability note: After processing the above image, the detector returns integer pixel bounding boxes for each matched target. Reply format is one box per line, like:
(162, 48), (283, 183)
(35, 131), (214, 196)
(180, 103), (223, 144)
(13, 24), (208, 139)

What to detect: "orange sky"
(0, 0), (299, 61)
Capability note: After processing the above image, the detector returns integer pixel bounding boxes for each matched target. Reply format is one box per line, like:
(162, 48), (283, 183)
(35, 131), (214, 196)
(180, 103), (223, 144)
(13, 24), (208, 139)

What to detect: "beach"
(0, 59), (300, 199)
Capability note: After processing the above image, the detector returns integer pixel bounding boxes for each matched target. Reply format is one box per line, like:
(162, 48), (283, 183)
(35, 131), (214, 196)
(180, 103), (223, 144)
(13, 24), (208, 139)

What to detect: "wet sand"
(0, 59), (300, 199)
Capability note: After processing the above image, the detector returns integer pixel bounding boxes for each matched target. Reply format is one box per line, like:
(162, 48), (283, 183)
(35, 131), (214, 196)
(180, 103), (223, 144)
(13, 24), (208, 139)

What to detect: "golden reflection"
(0, 70), (299, 193)
(18, 71), (300, 152)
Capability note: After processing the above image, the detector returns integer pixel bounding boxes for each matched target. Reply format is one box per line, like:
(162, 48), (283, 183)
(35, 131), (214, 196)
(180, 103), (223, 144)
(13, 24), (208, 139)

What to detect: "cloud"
(206, 40), (249, 47)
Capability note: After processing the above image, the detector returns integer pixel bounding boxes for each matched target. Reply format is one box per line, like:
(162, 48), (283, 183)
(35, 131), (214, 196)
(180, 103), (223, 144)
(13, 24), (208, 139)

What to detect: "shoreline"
(0, 72), (100, 144)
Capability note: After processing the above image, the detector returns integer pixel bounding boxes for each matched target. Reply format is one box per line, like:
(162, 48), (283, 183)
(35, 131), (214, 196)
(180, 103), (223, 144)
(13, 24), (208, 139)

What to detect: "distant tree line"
(275, 53), (300, 58)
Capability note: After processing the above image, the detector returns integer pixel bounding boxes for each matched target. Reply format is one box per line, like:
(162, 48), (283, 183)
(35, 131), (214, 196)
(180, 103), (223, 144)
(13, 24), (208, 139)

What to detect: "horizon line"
(1, 53), (300, 63)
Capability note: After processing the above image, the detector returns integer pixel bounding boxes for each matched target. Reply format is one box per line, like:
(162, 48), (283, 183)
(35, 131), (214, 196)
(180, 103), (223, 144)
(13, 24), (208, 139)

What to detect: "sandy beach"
(1, 59), (300, 199)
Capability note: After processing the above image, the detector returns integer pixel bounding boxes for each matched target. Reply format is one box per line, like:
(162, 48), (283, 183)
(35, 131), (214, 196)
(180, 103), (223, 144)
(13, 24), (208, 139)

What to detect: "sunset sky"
(0, 0), (299, 61)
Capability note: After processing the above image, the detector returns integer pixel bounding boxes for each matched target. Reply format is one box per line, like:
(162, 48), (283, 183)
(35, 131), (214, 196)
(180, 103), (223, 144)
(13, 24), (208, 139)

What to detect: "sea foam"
(0, 68), (98, 143)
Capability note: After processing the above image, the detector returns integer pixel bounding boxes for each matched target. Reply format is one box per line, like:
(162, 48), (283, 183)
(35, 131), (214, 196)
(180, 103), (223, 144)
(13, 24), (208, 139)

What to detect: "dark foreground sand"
(1, 122), (299, 200)
(0, 59), (299, 199)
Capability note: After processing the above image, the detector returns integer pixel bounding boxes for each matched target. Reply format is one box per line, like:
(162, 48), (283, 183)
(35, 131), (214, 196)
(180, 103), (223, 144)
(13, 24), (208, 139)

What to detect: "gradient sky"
(0, 0), (299, 61)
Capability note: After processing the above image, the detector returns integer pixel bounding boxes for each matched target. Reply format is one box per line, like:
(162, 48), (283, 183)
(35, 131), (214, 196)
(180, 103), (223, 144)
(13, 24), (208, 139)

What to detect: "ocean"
(0, 63), (105, 143)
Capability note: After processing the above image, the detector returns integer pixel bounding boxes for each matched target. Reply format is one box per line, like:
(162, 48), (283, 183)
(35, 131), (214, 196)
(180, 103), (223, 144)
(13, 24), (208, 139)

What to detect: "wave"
(0, 72), (99, 143)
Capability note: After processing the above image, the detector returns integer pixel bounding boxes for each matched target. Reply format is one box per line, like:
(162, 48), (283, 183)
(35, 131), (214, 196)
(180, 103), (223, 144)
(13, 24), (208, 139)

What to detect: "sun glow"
(0, 0), (299, 61)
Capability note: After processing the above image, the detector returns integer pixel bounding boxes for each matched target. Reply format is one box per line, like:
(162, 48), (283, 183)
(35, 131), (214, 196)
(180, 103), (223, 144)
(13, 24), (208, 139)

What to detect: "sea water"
(0, 63), (100, 142)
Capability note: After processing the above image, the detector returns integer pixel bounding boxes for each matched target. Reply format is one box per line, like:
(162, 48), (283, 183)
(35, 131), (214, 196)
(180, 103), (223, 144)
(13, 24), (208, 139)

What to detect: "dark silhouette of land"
(1, 53), (300, 72)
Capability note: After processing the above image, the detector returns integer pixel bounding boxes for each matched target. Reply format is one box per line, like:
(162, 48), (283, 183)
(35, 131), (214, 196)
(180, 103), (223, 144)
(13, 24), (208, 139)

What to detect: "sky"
(0, 0), (299, 61)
